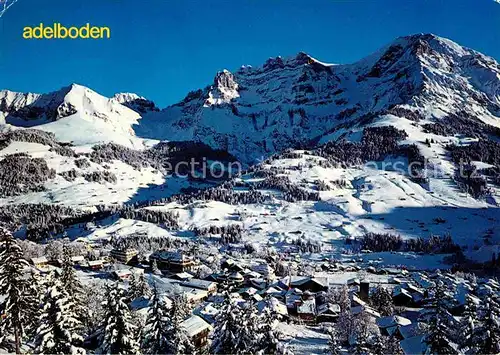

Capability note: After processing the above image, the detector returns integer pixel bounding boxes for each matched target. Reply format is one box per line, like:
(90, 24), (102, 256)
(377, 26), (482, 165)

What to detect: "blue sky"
(1, 0), (499, 107)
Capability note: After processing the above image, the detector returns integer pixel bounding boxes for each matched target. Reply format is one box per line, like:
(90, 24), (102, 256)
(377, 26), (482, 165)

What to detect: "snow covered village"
(1, 0), (500, 354)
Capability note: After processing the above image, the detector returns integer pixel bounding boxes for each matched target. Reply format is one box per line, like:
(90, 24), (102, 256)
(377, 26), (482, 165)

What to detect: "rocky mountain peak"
(205, 69), (239, 106)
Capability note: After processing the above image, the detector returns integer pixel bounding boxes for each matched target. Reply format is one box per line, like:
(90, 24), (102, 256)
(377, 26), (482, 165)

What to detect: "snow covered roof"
(175, 272), (194, 280)
(399, 322), (427, 340)
(265, 286), (283, 294)
(297, 299), (316, 315)
(181, 279), (216, 290)
(194, 303), (218, 324)
(351, 305), (380, 319)
(400, 335), (426, 355)
(31, 257), (48, 264)
(88, 259), (104, 266)
(317, 303), (341, 315)
(181, 315), (212, 338)
(114, 269), (132, 278)
(376, 315), (412, 328)
(393, 287), (413, 299)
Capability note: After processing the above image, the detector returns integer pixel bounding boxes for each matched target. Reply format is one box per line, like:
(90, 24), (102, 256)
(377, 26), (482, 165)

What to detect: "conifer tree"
(60, 245), (85, 332)
(327, 327), (342, 355)
(370, 285), (394, 316)
(98, 282), (140, 355)
(477, 296), (500, 355)
(34, 274), (85, 355)
(459, 293), (479, 352)
(211, 297), (259, 354)
(165, 293), (195, 355)
(142, 284), (170, 354)
(257, 306), (282, 354)
(0, 226), (37, 354)
(424, 281), (457, 354)
(128, 272), (151, 302)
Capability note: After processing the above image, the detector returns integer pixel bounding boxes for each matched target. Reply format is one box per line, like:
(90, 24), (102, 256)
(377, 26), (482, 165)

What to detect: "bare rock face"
(205, 70), (240, 106)
(138, 33), (498, 162)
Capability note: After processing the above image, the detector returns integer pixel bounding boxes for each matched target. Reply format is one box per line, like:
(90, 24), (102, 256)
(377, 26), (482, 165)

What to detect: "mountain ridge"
(1, 34), (499, 160)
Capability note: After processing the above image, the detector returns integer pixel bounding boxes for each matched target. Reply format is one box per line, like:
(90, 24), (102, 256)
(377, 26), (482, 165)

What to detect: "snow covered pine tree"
(98, 282), (140, 355)
(34, 273), (85, 354)
(0, 226), (37, 354)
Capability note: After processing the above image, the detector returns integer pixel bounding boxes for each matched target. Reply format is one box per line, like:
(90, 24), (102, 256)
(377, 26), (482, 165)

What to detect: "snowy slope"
(0, 84), (146, 148)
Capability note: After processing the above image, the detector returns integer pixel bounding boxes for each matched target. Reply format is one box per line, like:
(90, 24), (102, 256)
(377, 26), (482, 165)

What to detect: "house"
(351, 305), (381, 319)
(399, 322), (427, 340)
(172, 272), (194, 281)
(194, 303), (219, 324)
(87, 259), (105, 270)
(181, 279), (217, 295)
(114, 269), (132, 280)
(221, 259), (244, 272)
(297, 299), (316, 322)
(71, 255), (86, 266)
(399, 335), (427, 355)
(31, 257), (48, 269)
(290, 277), (328, 292)
(150, 251), (195, 272)
(228, 272), (244, 284)
(111, 248), (138, 264)
(393, 287), (414, 306)
(376, 315), (412, 337)
(347, 278), (360, 286)
(181, 315), (212, 348)
(252, 263), (275, 279)
(257, 298), (288, 319)
(317, 303), (341, 323)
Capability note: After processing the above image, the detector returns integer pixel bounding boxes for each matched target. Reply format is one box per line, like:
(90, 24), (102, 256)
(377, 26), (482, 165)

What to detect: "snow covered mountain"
(136, 33), (500, 162)
(0, 84), (144, 148)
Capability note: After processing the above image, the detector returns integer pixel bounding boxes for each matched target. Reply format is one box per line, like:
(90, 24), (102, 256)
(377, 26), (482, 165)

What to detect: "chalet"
(31, 257), (48, 269)
(71, 255), (86, 266)
(181, 315), (212, 348)
(347, 278), (360, 286)
(181, 279), (217, 295)
(227, 272), (244, 284)
(393, 287), (414, 307)
(249, 278), (267, 290)
(111, 248), (138, 264)
(251, 263), (275, 279)
(297, 299), (316, 322)
(257, 298), (288, 319)
(150, 251), (196, 272)
(87, 259), (105, 270)
(289, 277), (328, 293)
(221, 259), (244, 272)
(376, 315), (412, 337)
(317, 303), (341, 323)
(399, 335), (427, 355)
(112, 266), (144, 280)
(194, 303), (219, 324)
(351, 305), (381, 320)
(285, 289), (303, 311)
(238, 287), (259, 298)
(114, 269), (133, 280)
(172, 272), (194, 281)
